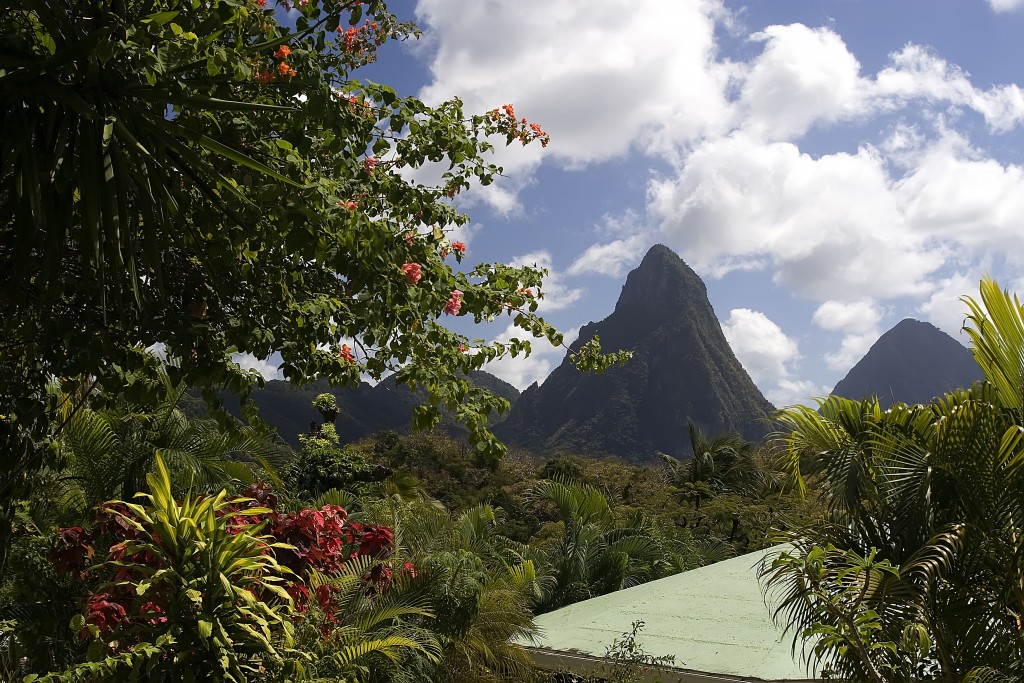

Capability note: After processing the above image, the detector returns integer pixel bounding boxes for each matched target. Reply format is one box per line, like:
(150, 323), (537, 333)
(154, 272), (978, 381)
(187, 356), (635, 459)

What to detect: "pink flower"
(458, 344), (467, 353)
(443, 290), (464, 316)
(363, 157), (378, 174)
(402, 262), (422, 284)
(404, 231), (415, 246)
(338, 200), (358, 211)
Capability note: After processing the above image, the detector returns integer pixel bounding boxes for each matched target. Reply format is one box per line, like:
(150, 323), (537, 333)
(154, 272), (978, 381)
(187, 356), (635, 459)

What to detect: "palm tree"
(52, 373), (287, 512)
(660, 419), (755, 509)
(362, 498), (543, 682)
(296, 558), (441, 682)
(762, 277), (1024, 682)
(529, 478), (685, 612)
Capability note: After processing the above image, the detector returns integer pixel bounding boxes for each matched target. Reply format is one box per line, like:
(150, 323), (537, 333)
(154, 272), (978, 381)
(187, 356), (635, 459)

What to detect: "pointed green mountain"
(496, 245), (775, 462)
(830, 318), (982, 408)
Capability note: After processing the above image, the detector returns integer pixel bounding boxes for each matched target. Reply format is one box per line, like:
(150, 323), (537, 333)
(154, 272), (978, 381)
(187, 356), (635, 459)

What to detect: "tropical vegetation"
(763, 277), (1024, 682)
(0, 0), (628, 571)
(6, 0), (1022, 680)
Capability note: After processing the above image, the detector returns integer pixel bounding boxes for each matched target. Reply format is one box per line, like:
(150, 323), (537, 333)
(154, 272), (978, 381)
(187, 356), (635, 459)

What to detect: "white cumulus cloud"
(233, 353), (282, 380)
(721, 308), (821, 405)
(737, 24), (871, 141)
(988, 0), (1024, 12)
(568, 234), (650, 278)
(416, 0), (732, 170)
(649, 132), (946, 301)
(722, 308), (798, 385)
(509, 250), (582, 312)
(918, 272), (976, 339)
(824, 332), (879, 373)
(484, 325), (579, 390)
(812, 300), (882, 335)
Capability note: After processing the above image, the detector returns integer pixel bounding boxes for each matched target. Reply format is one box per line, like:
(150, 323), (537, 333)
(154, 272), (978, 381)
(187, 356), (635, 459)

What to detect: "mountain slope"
(496, 244), (775, 461)
(210, 371), (519, 448)
(830, 318), (982, 408)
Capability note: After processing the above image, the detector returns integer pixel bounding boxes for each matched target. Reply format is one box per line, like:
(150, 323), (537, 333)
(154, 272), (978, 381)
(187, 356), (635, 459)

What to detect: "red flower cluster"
(273, 43), (297, 77)
(451, 241), (467, 255)
(443, 290), (464, 316)
(52, 486), (402, 642)
(488, 104), (550, 148)
(402, 262), (422, 284)
(337, 20), (383, 57)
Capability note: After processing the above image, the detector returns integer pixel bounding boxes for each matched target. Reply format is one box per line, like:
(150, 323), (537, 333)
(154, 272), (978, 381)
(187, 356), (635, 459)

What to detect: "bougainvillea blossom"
(402, 262), (422, 284)
(443, 290), (464, 315)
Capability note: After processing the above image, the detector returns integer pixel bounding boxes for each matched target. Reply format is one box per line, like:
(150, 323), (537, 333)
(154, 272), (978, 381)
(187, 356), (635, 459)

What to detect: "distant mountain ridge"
(495, 244), (776, 462)
(211, 371), (519, 448)
(830, 318), (982, 408)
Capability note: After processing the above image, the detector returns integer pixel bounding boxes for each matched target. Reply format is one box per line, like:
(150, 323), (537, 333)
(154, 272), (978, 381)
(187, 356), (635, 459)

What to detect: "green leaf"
(144, 10), (180, 25)
(198, 619), (213, 638)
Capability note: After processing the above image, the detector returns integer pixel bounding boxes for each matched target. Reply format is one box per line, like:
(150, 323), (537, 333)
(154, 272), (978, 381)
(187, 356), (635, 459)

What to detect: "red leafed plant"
(50, 469), (402, 644)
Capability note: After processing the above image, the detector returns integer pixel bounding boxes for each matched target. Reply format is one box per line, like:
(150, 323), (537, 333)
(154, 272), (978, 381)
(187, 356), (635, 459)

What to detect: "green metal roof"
(523, 546), (820, 682)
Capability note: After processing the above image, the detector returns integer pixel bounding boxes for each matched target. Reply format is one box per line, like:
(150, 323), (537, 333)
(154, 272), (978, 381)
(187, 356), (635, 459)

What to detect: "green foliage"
(0, 532), (84, 674)
(587, 620), (676, 683)
(1, 0), (624, 569)
(529, 478), (705, 612)
(365, 498), (542, 682)
(54, 374), (286, 509)
(764, 277), (1024, 682)
(661, 419), (755, 495)
(288, 425), (378, 499)
(312, 393), (340, 425)
(77, 456), (297, 681)
(292, 558), (439, 682)
(365, 431), (518, 511)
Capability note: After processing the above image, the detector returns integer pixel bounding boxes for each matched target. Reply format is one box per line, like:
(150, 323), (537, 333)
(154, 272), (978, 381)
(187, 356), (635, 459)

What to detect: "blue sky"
(249, 0), (1024, 406)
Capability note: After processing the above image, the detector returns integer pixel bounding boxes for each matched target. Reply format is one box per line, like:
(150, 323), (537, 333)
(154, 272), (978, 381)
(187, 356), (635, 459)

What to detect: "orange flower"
(451, 241), (467, 254)
(273, 45), (291, 60)
(340, 344), (355, 363)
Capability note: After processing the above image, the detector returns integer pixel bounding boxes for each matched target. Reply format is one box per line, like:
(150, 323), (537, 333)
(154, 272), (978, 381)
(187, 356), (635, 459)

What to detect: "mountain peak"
(616, 244), (707, 315)
(831, 318), (981, 407)
(497, 244), (774, 462)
